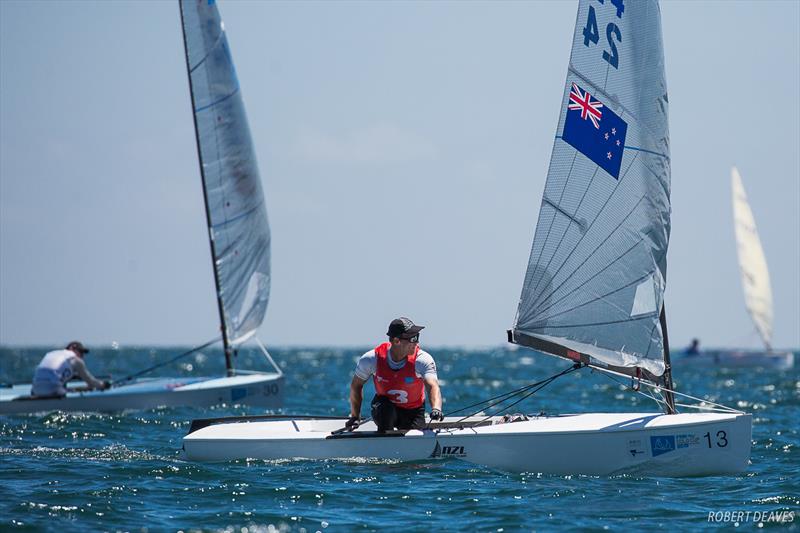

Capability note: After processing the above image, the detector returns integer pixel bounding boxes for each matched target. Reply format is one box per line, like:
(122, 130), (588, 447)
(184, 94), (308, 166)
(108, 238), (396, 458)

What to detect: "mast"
(178, 2), (234, 375)
(659, 305), (676, 414)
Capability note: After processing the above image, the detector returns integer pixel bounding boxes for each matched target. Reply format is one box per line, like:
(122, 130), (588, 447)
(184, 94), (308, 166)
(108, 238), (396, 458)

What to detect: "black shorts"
(370, 394), (426, 431)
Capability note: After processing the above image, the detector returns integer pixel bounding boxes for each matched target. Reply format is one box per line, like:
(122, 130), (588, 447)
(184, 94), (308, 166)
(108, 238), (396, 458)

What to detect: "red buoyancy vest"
(372, 342), (425, 409)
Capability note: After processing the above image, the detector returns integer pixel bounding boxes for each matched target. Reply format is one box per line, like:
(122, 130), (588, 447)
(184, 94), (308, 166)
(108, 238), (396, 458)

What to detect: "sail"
(511, 0), (670, 377)
(180, 0), (271, 346)
(731, 167), (773, 349)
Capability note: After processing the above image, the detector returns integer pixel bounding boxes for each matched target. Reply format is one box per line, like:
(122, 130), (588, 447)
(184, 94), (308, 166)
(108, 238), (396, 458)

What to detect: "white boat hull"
(0, 373), (284, 415)
(182, 411), (752, 476)
(678, 350), (794, 370)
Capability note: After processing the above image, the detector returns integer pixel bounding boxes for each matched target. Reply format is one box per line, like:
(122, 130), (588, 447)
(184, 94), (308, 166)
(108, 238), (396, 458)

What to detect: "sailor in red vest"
(346, 317), (443, 432)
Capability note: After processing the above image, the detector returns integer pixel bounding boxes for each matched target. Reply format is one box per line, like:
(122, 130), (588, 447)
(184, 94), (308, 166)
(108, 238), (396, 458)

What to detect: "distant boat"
(181, 0), (751, 476)
(0, 0), (283, 415)
(678, 168), (794, 370)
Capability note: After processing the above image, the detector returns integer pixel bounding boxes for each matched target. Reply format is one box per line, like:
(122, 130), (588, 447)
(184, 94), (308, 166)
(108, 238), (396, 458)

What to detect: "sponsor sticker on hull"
(650, 435), (676, 457)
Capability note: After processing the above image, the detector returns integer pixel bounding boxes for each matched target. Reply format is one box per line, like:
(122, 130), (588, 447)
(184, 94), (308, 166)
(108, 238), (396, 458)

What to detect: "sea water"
(1, 345), (797, 531)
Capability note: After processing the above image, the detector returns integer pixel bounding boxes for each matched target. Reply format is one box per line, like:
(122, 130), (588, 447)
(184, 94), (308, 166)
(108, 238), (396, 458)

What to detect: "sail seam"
(529, 271), (654, 326)
(524, 152), (579, 303)
(189, 31), (225, 74)
(529, 193), (646, 317)
(210, 198), (264, 230)
(195, 87), (241, 114)
(530, 165), (599, 307)
(554, 137), (668, 161)
(623, 145), (668, 160)
(527, 313), (658, 330)
(527, 152), (641, 312)
(530, 239), (641, 320)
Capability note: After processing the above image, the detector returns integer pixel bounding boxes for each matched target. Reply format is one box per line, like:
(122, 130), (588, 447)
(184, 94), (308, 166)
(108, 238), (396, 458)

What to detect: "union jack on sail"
(568, 83), (603, 129)
(562, 82), (627, 179)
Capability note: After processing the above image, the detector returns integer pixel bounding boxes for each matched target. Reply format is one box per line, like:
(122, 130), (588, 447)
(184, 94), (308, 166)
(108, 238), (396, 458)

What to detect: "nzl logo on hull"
(650, 435), (676, 457)
(430, 442), (467, 458)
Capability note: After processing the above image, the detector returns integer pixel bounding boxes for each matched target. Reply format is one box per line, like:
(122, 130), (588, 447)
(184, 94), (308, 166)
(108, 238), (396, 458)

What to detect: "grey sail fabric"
(180, 0), (270, 346)
(512, 0), (670, 376)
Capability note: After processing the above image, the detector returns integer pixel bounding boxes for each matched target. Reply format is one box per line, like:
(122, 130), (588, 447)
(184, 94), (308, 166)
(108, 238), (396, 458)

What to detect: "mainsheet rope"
(432, 363), (585, 428)
(111, 337), (220, 387)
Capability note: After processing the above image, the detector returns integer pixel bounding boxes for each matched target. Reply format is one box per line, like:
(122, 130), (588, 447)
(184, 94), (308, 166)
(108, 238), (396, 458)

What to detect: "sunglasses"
(401, 334), (419, 343)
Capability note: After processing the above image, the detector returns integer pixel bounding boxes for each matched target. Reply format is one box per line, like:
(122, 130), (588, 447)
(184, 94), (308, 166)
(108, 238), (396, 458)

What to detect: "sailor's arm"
(71, 358), (106, 390)
(424, 374), (442, 411)
(349, 375), (366, 418)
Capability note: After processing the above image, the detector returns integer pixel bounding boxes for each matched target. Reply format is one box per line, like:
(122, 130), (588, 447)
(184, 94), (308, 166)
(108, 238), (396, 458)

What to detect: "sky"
(1, 0), (798, 350)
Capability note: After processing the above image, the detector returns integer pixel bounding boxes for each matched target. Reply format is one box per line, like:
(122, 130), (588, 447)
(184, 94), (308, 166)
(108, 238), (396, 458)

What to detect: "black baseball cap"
(386, 317), (425, 340)
(66, 341), (90, 354)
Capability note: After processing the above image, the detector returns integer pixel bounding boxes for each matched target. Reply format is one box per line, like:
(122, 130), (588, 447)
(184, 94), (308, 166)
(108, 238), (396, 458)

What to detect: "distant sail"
(731, 167), (773, 349)
(511, 0), (670, 376)
(180, 0), (270, 345)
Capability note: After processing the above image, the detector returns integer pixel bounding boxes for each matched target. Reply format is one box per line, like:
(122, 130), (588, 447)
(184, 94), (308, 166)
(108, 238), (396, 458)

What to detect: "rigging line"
(441, 363), (585, 417)
(444, 364), (583, 426)
(330, 416), (373, 436)
(524, 152), (580, 302)
(528, 270), (652, 325)
(594, 367), (743, 414)
(111, 337), (220, 387)
(476, 364), (582, 420)
(529, 192), (648, 313)
(597, 369), (669, 411)
(472, 364), (584, 425)
(449, 377), (561, 427)
(443, 381), (545, 418)
(527, 151), (641, 311)
(529, 239), (641, 321)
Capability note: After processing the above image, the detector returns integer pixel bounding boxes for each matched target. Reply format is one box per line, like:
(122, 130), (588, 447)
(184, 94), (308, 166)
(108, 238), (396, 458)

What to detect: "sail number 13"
(704, 431), (728, 448)
(582, 0), (624, 69)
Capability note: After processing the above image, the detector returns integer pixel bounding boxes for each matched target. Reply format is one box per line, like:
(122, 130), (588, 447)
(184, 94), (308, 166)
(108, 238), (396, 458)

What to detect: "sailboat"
(679, 168), (793, 369)
(0, 0), (283, 415)
(180, 0), (751, 475)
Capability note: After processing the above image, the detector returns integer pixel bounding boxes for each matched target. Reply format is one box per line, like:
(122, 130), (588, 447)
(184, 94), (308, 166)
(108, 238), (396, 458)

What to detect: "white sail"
(731, 167), (773, 349)
(511, 0), (670, 377)
(180, 0), (271, 346)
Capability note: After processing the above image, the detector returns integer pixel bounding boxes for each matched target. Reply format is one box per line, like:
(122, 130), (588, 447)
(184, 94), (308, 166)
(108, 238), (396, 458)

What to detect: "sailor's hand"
(345, 416), (361, 431)
(430, 408), (444, 421)
(101, 380), (111, 390)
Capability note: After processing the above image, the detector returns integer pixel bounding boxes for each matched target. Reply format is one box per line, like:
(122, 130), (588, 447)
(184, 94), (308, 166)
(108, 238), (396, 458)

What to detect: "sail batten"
(180, 0), (271, 350)
(512, 0), (670, 376)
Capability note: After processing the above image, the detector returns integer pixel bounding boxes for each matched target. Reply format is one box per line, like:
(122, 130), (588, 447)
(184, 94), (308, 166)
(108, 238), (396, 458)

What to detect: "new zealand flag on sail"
(562, 83), (628, 179)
